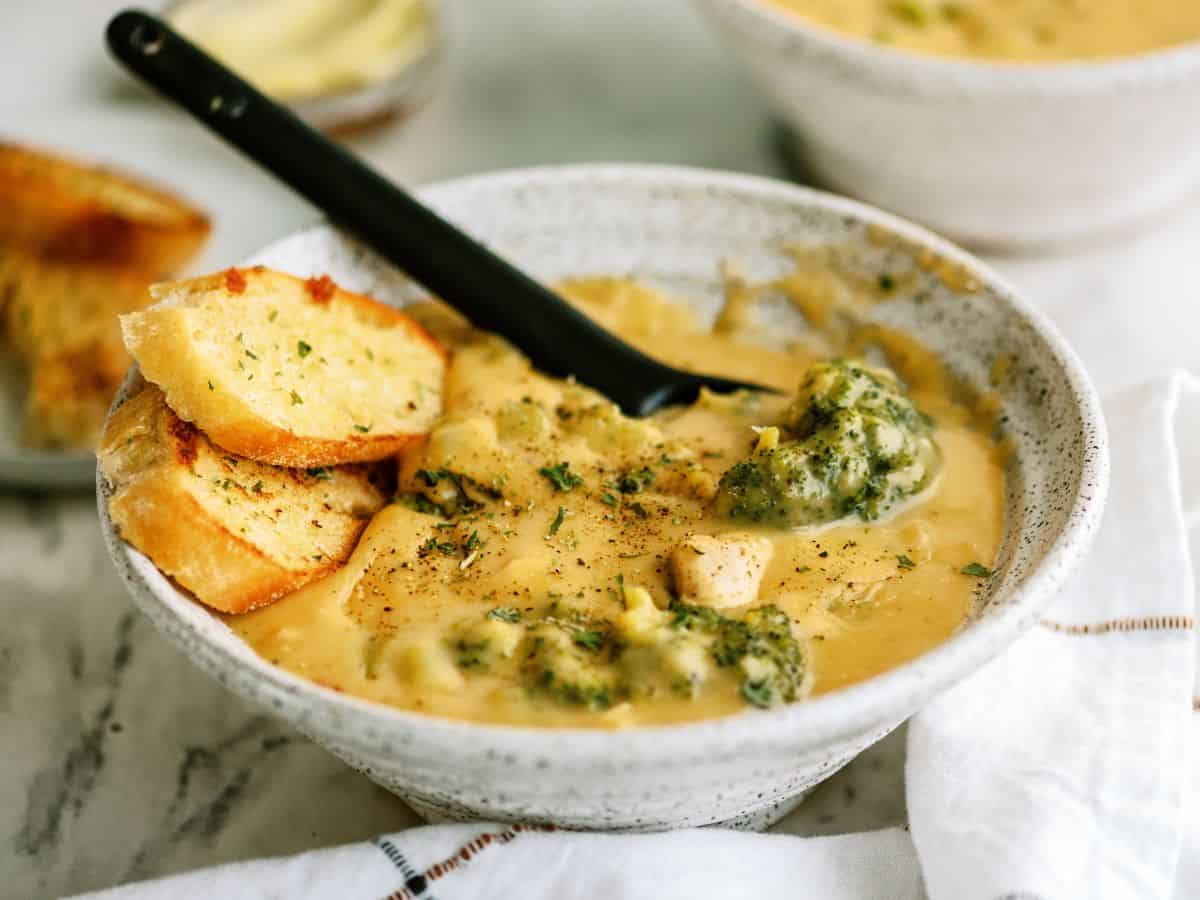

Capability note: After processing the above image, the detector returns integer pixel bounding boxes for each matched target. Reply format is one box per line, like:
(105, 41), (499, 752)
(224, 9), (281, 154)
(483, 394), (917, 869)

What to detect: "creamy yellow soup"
(227, 271), (1006, 729)
(763, 0), (1200, 62)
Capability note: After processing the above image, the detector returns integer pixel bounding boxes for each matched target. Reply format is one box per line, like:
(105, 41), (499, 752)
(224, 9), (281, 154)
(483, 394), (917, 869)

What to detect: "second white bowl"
(694, 0), (1200, 248)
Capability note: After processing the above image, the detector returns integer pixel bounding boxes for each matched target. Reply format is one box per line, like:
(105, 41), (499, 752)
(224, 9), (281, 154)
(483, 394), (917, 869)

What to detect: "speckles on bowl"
(97, 164), (1108, 832)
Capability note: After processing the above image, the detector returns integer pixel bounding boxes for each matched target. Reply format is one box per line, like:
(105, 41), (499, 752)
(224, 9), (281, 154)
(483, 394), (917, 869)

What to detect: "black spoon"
(104, 10), (775, 417)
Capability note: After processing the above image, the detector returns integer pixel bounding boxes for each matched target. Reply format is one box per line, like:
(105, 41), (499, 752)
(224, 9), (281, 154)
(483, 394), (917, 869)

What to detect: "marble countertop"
(4, 1), (1200, 896)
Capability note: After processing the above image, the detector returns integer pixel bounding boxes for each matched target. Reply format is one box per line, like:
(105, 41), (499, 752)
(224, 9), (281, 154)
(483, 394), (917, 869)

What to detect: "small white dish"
(692, 0), (1200, 249)
(99, 164), (1108, 830)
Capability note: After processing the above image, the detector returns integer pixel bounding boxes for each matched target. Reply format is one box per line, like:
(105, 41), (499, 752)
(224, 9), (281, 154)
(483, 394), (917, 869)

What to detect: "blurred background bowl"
(165, 0), (445, 135)
(692, 0), (1200, 249)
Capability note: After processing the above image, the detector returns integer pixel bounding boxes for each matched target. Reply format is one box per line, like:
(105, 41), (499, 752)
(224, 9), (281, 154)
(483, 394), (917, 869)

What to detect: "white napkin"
(74, 375), (1200, 900)
(910, 373), (1199, 900)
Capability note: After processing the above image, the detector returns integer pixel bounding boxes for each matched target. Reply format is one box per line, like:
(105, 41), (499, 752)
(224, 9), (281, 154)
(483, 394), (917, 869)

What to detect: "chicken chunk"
(670, 533), (773, 609)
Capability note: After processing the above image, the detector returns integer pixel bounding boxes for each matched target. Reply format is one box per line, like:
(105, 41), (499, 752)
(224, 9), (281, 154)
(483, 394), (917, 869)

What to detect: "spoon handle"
(105, 10), (676, 411)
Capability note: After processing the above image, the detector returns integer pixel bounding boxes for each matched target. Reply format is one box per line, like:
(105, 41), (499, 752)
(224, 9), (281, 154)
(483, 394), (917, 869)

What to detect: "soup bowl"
(692, 0), (1200, 248)
(98, 164), (1107, 830)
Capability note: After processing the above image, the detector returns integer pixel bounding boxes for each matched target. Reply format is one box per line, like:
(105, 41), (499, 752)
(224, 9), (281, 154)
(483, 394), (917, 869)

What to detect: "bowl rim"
(695, 0), (1200, 96)
(98, 162), (1109, 766)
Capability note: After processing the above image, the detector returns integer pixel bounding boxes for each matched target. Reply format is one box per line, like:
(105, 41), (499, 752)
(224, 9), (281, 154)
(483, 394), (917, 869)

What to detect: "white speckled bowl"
(692, 0), (1200, 248)
(98, 165), (1107, 831)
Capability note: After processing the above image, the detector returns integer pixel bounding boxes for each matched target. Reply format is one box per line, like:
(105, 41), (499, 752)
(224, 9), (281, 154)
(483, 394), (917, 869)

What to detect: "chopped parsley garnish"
(290, 390), (304, 405)
(572, 630), (604, 651)
(539, 462), (584, 492)
(420, 536), (458, 557)
(354, 423), (372, 433)
(878, 273), (896, 292)
(405, 494), (444, 516)
(244, 349), (258, 360)
(306, 466), (332, 481)
(628, 501), (649, 519)
(251, 480), (264, 493)
(297, 340), (312, 358)
(207, 380), (214, 391)
(599, 492), (618, 507)
(961, 562), (993, 578)
(897, 554), (915, 569)
(463, 531), (482, 553)
(268, 308), (278, 322)
(616, 466), (655, 494)
(548, 506), (567, 536)
(410, 469), (499, 518)
(487, 606), (522, 624)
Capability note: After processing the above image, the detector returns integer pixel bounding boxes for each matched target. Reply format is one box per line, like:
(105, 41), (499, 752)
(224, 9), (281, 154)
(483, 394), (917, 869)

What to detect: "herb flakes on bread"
(121, 267), (448, 468)
(100, 383), (390, 614)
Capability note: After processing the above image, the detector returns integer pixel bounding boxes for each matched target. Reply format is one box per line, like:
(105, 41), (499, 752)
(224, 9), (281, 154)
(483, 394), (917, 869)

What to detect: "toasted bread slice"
(0, 142), (209, 273)
(0, 245), (159, 448)
(0, 245), (150, 361)
(100, 384), (390, 613)
(24, 342), (130, 448)
(121, 267), (448, 467)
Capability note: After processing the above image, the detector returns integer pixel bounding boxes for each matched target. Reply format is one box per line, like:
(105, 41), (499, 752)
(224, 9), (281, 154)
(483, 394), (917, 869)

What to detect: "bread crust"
(100, 385), (387, 613)
(123, 267), (449, 468)
(0, 142), (209, 274)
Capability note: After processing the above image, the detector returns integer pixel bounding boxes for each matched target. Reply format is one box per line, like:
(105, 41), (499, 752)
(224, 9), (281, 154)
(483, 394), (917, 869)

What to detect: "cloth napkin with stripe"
(75, 374), (1200, 900)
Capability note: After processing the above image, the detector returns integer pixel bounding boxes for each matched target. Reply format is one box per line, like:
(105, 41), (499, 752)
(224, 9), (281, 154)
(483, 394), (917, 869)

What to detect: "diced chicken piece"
(670, 533), (773, 609)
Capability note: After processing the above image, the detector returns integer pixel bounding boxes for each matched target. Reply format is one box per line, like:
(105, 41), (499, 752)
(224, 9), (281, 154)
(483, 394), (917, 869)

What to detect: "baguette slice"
(25, 341), (131, 448)
(0, 245), (159, 448)
(0, 142), (209, 273)
(122, 267), (448, 467)
(100, 384), (389, 613)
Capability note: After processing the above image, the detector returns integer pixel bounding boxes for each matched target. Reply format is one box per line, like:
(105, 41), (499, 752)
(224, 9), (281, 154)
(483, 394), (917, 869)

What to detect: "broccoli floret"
(445, 593), (805, 712)
(717, 360), (939, 528)
(519, 602), (617, 709)
(447, 615), (523, 670)
(523, 626), (616, 709)
(671, 602), (806, 708)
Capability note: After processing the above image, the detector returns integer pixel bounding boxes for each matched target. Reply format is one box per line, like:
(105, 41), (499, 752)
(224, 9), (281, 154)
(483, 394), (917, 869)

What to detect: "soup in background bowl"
(763, 0), (1200, 63)
(99, 164), (1107, 830)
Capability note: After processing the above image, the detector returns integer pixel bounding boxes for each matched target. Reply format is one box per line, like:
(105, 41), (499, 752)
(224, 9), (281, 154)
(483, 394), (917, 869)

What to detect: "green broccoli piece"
(523, 626), (616, 709)
(520, 603), (617, 709)
(447, 614), (523, 671)
(717, 360), (939, 528)
(670, 602), (806, 708)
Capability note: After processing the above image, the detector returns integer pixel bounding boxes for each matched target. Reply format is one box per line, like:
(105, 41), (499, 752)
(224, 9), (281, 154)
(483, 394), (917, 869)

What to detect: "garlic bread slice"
(100, 384), (389, 614)
(0, 245), (160, 449)
(0, 142), (209, 273)
(122, 267), (448, 467)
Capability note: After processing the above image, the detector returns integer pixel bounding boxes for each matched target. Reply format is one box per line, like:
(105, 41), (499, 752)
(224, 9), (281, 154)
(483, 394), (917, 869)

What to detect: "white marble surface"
(3, 1), (1200, 897)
